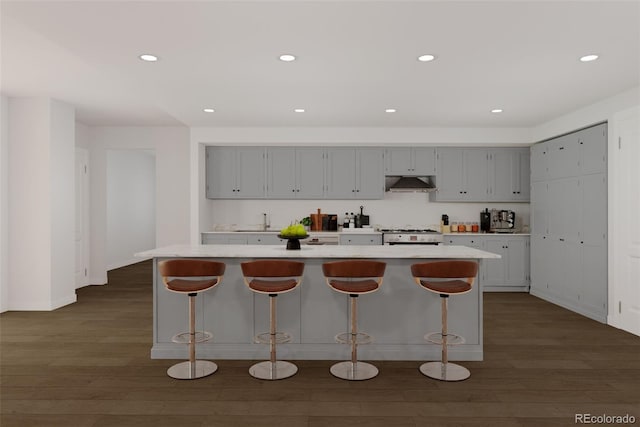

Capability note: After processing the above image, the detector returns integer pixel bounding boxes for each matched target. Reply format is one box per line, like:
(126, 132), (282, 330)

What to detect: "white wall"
(531, 86), (640, 142)
(106, 150), (156, 270)
(75, 122), (90, 149)
(0, 96), (9, 313)
(7, 98), (76, 310)
(90, 127), (189, 284)
(49, 100), (76, 306)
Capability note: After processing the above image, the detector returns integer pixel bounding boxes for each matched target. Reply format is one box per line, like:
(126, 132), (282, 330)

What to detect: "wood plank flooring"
(1, 260), (639, 426)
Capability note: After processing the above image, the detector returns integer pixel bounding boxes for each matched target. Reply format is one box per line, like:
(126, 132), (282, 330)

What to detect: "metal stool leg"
(420, 295), (470, 381)
(249, 295), (298, 380)
(330, 295), (379, 381)
(167, 293), (218, 380)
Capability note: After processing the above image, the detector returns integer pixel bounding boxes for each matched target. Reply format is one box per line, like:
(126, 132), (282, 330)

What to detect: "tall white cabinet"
(530, 123), (608, 322)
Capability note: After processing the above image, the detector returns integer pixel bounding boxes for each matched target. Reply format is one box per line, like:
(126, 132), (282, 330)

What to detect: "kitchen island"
(137, 244), (500, 361)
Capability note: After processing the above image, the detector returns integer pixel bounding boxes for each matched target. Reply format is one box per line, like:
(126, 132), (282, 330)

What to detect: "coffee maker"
(489, 209), (515, 232)
(480, 209), (491, 232)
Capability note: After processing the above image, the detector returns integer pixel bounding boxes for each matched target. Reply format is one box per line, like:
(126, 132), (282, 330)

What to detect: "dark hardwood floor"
(1, 260), (638, 427)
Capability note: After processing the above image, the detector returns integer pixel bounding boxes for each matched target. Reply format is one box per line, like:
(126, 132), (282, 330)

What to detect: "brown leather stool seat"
(241, 259), (305, 380)
(411, 260), (478, 381)
(158, 259), (225, 380)
(322, 260), (386, 381)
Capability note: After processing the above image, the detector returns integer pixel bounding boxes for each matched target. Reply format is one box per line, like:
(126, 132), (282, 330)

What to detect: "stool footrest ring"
(335, 332), (372, 345)
(424, 332), (465, 346)
(171, 331), (212, 344)
(254, 332), (292, 344)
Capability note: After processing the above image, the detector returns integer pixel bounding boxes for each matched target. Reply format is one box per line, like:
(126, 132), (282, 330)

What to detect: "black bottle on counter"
(343, 212), (350, 229)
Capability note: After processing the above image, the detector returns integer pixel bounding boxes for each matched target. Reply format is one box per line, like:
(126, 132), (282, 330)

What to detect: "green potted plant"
(301, 217), (312, 232)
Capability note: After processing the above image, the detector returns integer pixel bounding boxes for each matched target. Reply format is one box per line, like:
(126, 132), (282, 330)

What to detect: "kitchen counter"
(202, 229), (382, 235)
(443, 232), (531, 236)
(137, 244), (499, 361)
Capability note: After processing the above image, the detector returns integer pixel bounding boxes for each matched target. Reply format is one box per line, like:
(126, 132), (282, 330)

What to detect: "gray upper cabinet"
(266, 147), (325, 199)
(326, 148), (384, 199)
(432, 148), (489, 201)
(488, 148), (530, 201)
(579, 123), (607, 175)
(384, 147), (436, 175)
(206, 146), (265, 199)
(432, 148), (465, 200)
(547, 134), (581, 179)
(530, 142), (548, 182)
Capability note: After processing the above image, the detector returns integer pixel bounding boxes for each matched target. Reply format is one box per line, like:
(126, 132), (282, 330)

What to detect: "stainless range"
(381, 228), (443, 245)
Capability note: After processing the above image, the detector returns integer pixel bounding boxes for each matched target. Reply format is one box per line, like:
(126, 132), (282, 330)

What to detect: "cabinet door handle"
(297, 189), (300, 192)
(559, 238), (565, 242)
(292, 189), (295, 192)
(352, 189), (355, 192)
(559, 146), (565, 150)
(356, 189), (360, 192)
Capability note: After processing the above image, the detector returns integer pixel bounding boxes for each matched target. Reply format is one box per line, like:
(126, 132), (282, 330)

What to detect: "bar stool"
(158, 259), (225, 380)
(322, 260), (386, 381)
(410, 260), (478, 381)
(241, 259), (305, 380)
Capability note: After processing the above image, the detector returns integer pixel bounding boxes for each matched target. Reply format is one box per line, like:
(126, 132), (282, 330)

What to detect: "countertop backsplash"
(203, 192), (530, 232)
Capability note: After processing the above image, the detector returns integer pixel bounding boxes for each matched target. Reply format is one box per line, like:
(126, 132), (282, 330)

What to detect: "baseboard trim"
(9, 292), (77, 311)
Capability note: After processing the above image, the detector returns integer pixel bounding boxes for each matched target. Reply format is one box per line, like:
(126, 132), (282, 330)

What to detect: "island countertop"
(136, 243), (501, 259)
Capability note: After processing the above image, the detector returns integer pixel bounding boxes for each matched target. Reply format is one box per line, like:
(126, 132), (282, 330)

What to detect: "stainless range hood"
(385, 176), (437, 193)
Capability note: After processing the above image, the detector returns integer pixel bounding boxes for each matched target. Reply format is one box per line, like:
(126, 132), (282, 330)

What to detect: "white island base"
(137, 244), (500, 362)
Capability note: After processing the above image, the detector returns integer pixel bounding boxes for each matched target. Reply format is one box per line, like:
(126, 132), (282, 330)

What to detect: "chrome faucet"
(262, 213), (268, 231)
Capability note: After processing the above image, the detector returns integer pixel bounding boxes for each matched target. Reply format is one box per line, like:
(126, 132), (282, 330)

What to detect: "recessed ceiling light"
(203, 108), (215, 113)
(417, 54), (436, 62)
(139, 54), (158, 62)
(279, 54), (296, 62)
(580, 54), (599, 62)
(491, 109), (503, 113)
(294, 108), (305, 113)
(385, 109), (397, 113)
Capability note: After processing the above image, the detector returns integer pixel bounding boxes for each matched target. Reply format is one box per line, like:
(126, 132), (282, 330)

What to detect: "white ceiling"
(2, 1), (639, 128)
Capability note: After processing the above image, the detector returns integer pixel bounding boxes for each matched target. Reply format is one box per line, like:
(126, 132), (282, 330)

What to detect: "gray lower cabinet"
(444, 234), (530, 292)
(384, 147), (436, 175)
(325, 148), (384, 199)
(202, 233), (286, 245)
(483, 237), (529, 290)
(266, 147), (325, 199)
(444, 235), (529, 292)
(202, 233), (248, 245)
(246, 234), (286, 245)
(206, 147), (265, 199)
(339, 234), (382, 245)
(530, 123), (607, 323)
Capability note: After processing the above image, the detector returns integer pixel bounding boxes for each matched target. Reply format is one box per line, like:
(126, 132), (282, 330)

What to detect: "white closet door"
(611, 106), (640, 336)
